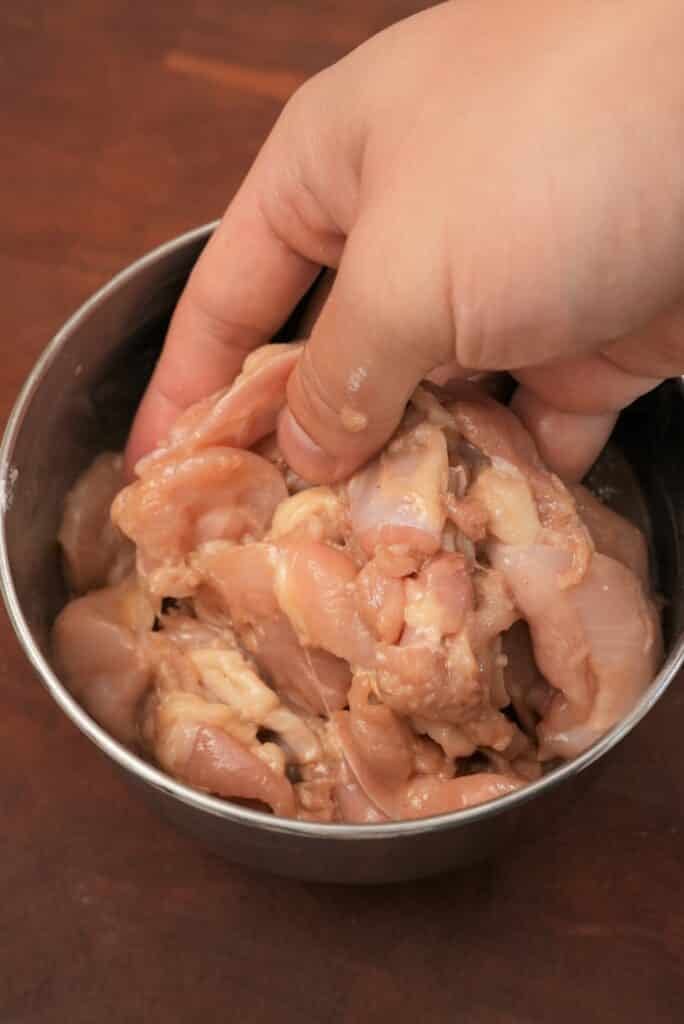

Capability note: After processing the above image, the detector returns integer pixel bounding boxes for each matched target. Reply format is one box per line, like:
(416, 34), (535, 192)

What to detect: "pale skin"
(126, 0), (684, 484)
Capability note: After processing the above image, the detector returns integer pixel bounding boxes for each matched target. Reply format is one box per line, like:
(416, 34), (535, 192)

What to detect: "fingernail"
(277, 408), (342, 483)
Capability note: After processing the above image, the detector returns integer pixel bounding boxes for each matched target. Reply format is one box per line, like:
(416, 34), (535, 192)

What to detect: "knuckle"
(450, 264), (570, 372)
(278, 70), (328, 135)
(261, 73), (345, 265)
(294, 344), (342, 423)
(182, 279), (263, 352)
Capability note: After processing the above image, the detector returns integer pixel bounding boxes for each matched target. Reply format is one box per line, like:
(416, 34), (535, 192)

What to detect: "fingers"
(125, 192), (317, 472)
(513, 353), (662, 417)
(512, 352), (658, 482)
(512, 300), (684, 480)
(511, 387), (618, 482)
(125, 74), (355, 474)
(277, 213), (452, 482)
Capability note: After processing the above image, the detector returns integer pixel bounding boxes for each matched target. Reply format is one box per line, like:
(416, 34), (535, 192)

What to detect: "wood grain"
(0, 3), (682, 1022)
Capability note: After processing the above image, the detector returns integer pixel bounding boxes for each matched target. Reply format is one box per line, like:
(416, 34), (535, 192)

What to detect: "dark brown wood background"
(2, 3), (683, 1021)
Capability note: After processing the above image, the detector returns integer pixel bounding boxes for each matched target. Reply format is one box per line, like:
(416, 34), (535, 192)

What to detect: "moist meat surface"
(51, 346), (662, 822)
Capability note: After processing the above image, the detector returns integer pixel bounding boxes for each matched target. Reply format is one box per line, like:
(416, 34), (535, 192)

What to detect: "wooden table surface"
(2, 3), (683, 1021)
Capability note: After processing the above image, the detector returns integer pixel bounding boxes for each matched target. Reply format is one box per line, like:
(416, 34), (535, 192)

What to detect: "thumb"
(278, 216), (452, 482)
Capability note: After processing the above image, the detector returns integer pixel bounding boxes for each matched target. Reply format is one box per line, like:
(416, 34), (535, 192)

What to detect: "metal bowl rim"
(1, 222), (682, 842)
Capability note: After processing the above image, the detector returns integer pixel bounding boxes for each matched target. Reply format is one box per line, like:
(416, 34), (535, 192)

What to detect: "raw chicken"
(348, 419), (449, 558)
(52, 344), (662, 823)
(52, 574), (154, 745)
(490, 544), (661, 758)
(137, 343), (303, 473)
(59, 452), (134, 594)
(569, 483), (650, 586)
(112, 447), (287, 598)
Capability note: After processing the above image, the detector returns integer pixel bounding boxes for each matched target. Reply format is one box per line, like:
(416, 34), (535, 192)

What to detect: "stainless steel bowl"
(2, 223), (683, 885)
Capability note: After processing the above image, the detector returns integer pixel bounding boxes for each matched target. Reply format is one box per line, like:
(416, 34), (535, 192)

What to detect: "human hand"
(126, 0), (684, 483)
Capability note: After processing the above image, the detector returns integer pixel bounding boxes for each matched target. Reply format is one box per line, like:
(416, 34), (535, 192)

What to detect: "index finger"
(123, 77), (356, 474)
(125, 192), (319, 472)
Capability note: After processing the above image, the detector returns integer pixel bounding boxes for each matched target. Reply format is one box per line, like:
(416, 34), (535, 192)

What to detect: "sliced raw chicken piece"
(373, 638), (481, 722)
(372, 545), (422, 578)
(491, 544), (596, 715)
(483, 722), (543, 781)
(570, 483), (650, 587)
(155, 612), (237, 652)
(143, 632), (206, 703)
(252, 433), (311, 493)
(142, 620), (273, 744)
(540, 553), (661, 757)
(409, 385), (460, 434)
(355, 558), (405, 644)
(403, 553), (474, 645)
(445, 382), (544, 469)
(261, 706), (323, 765)
(137, 342), (302, 472)
(296, 779), (338, 822)
(469, 570), (518, 646)
(469, 463), (540, 546)
(412, 733), (454, 776)
(113, 448), (287, 597)
(186, 647), (280, 723)
(243, 619), (351, 715)
(395, 773), (523, 819)
(59, 452), (134, 594)
(193, 541), (280, 625)
(153, 699), (296, 817)
(332, 709), (405, 819)
(412, 716), (477, 759)
(274, 540), (377, 666)
(348, 421), (448, 558)
(502, 621), (553, 735)
(459, 708), (515, 752)
(372, 556), (480, 721)
(144, 630), (325, 817)
(52, 575), (155, 745)
(334, 760), (389, 824)
(348, 675), (414, 788)
(492, 544), (661, 757)
(448, 384), (593, 586)
(269, 486), (347, 544)
(446, 493), (489, 542)
(334, 707), (521, 819)
(193, 540), (350, 713)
